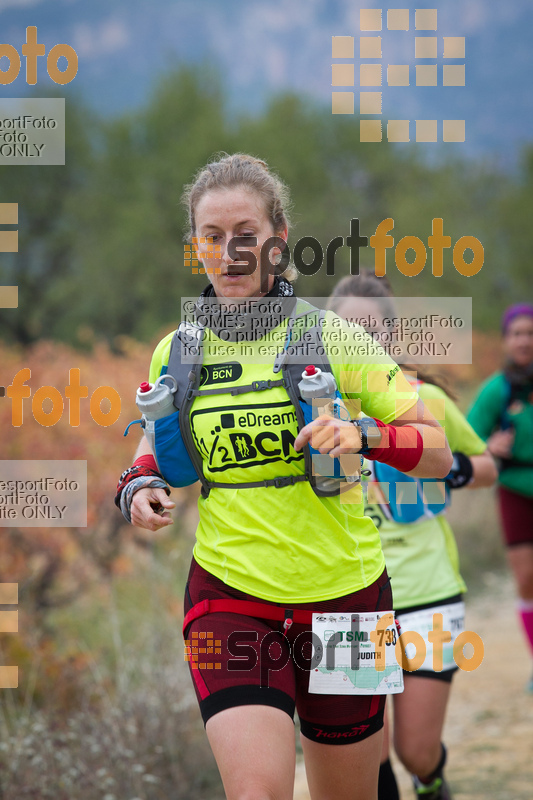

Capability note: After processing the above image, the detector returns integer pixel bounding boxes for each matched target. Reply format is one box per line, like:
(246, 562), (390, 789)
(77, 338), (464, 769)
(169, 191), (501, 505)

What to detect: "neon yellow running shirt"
(149, 310), (418, 603)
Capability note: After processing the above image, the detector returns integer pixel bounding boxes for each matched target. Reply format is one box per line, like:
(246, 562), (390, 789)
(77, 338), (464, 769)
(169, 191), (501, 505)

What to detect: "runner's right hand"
(487, 429), (514, 459)
(130, 487), (175, 531)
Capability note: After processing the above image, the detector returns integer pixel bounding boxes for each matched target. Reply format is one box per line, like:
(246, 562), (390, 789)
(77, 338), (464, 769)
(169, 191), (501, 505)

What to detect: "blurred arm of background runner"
(486, 429), (515, 459)
(467, 375), (513, 459)
(445, 449), (497, 489)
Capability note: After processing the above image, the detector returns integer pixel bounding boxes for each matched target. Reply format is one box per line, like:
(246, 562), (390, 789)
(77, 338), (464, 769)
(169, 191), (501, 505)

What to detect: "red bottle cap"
(139, 381), (152, 393)
(304, 365), (317, 376)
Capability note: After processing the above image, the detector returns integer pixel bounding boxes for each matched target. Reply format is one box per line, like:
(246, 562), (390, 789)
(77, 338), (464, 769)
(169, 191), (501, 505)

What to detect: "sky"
(0, 0), (531, 168)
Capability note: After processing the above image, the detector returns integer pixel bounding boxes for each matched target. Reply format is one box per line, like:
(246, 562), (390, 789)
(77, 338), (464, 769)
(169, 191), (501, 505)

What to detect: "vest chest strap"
(191, 378), (286, 398)
(204, 474), (307, 491)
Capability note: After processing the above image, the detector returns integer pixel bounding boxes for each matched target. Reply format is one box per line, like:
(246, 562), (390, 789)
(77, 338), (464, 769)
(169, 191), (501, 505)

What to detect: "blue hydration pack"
(371, 460), (450, 524)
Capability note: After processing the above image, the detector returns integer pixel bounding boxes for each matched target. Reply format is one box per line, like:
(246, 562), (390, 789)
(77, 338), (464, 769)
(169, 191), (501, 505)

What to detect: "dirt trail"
(293, 574), (533, 800)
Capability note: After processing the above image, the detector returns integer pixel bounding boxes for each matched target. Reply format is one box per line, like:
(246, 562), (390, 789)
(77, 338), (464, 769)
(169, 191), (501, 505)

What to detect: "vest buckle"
(272, 476), (295, 488)
(251, 380), (271, 391)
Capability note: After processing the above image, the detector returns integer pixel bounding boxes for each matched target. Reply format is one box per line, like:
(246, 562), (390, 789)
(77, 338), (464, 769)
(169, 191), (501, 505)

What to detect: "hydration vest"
(151, 299), (353, 498)
(366, 459), (450, 525)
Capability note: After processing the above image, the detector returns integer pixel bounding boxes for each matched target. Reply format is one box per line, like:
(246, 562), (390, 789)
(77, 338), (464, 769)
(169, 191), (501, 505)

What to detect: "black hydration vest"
(163, 299), (348, 498)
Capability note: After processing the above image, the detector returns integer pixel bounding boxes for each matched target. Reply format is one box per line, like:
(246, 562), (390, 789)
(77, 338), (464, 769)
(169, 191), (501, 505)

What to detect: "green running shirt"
(467, 371), (533, 498)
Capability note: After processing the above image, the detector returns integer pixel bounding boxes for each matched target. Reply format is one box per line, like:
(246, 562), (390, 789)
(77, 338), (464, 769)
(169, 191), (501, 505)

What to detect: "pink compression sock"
(518, 599), (533, 655)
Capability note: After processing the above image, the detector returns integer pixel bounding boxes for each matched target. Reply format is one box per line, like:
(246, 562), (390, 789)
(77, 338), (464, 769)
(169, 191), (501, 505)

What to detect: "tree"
(0, 95), (95, 344)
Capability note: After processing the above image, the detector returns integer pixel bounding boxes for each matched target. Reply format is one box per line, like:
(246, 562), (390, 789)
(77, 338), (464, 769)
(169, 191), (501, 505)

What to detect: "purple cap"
(502, 303), (533, 333)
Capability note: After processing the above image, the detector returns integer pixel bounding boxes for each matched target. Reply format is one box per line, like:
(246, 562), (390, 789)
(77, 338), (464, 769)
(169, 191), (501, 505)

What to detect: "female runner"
(329, 271), (496, 800)
(468, 303), (533, 693)
(115, 154), (452, 800)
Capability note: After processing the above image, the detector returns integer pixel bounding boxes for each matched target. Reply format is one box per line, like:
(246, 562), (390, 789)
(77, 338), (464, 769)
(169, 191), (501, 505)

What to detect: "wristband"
(363, 419), (423, 473)
(115, 453), (169, 514)
(444, 451), (473, 489)
(133, 454), (158, 470)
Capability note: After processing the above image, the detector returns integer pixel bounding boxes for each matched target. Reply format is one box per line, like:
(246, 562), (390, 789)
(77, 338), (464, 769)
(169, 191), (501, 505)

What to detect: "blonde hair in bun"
(182, 152), (298, 281)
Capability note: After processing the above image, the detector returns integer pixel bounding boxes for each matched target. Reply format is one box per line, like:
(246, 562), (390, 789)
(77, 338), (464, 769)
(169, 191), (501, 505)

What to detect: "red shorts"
(498, 485), (533, 547)
(183, 558), (392, 745)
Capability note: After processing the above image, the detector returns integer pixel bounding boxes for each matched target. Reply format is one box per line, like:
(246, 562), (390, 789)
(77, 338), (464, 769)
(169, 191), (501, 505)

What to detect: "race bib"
(309, 611), (404, 695)
(397, 601), (465, 673)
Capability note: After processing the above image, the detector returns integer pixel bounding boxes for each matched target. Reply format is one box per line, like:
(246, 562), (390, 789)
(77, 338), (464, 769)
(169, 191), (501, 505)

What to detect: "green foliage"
(0, 65), (531, 345)
(0, 96), (95, 344)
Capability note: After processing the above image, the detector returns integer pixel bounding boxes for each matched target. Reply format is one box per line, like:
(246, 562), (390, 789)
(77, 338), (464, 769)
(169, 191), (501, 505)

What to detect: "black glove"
(444, 451), (473, 489)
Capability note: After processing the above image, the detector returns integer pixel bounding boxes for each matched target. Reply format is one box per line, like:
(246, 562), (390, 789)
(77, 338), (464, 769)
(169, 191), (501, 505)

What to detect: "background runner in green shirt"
(468, 303), (533, 695)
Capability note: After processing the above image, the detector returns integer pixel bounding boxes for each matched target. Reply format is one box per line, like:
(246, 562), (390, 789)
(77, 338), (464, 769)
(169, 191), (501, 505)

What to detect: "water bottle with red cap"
(123, 375), (178, 455)
(135, 376), (178, 421)
(298, 364), (338, 414)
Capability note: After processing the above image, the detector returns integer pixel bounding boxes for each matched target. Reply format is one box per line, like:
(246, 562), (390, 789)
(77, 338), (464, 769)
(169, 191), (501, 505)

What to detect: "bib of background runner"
(397, 601), (465, 673)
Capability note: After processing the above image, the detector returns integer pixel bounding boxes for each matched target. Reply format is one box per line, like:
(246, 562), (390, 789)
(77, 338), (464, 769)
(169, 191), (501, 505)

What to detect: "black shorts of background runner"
(184, 558), (392, 745)
(498, 485), (533, 547)
(396, 594), (463, 684)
